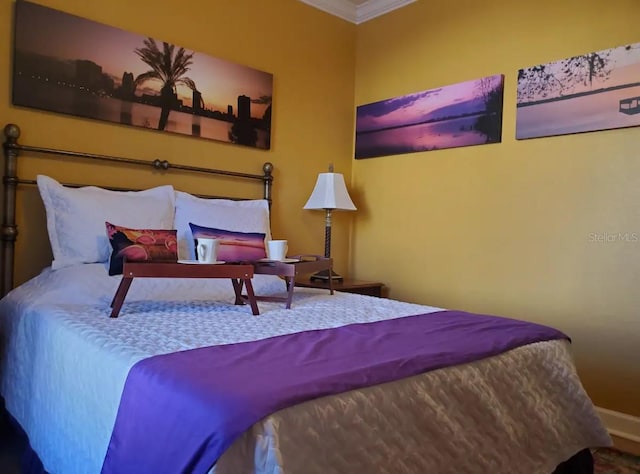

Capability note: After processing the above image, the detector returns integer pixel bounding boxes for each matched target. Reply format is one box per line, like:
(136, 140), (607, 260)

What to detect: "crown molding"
(299, 0), (357, 22)
(356, 0), (416, 24)
(299, 0), (415, 24)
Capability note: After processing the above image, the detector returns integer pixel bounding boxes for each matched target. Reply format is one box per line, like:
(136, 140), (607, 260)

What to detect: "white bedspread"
(0, 264), (611, 474)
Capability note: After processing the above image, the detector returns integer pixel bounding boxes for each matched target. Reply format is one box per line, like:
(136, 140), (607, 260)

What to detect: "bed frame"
(1, 122), (274, 297)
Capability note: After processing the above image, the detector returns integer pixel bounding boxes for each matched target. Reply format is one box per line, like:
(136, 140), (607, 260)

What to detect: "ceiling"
(299, 0), (416, 24)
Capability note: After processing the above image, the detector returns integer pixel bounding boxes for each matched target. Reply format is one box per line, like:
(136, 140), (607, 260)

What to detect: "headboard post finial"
(2, 123), (21, 297)
(262, 162), (273, 205)
(4, 123), (21, 142)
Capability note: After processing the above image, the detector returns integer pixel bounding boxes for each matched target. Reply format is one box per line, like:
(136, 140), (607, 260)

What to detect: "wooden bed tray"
(110, 261), (259, 318)
(239, 255), (333, 309)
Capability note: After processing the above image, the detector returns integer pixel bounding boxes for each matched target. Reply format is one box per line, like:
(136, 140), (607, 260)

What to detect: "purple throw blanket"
(101, 310), (567, 474)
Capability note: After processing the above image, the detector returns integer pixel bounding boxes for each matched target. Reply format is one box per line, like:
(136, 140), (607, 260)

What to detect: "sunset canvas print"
(355, 74), (504, 159)
(12, 1), (273, 149)
(516, 42), (640, 139)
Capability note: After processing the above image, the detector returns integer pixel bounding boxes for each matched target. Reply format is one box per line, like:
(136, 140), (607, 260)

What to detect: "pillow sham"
(37, 175), (175, 270)
(189, 224), (266, 262)
(174, 190), (271, 260)
(106, 222), (178, 275)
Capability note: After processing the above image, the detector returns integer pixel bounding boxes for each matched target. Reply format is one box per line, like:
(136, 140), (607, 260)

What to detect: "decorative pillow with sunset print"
(106, 222), (178, 275)
(189, 223), (266, 262)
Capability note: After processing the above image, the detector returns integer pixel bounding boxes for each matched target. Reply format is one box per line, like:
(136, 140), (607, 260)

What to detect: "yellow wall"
(0, 0), (356, 283)
(352, 0), (640, 415)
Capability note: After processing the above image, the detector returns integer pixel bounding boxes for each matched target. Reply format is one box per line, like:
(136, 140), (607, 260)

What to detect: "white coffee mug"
(196, 238), (219, 263)
(267, 240), (288, 261)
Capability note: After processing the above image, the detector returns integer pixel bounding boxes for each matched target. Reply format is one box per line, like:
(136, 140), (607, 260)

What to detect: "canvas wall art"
(516, 42), (640, 139)
(354, 74), (504, 159)
(12, 1), (273, 149)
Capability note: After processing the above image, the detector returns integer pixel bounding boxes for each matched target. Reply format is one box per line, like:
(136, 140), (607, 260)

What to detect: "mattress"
(0, 263), (611, 474)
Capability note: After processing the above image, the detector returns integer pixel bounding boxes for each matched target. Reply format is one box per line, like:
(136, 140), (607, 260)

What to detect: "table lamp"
(303, 165), (356, 281)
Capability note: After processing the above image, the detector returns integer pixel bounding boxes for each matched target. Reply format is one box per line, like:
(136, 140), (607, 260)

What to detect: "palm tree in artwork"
(133, 38), (198, 130)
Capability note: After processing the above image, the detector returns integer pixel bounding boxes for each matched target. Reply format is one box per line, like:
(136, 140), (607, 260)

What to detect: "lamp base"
(310, 268), (343, 282)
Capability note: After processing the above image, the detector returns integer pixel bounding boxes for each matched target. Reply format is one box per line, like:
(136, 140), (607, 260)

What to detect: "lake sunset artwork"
(516, 42), (640, 139)
(12, 1), (273, 149)
(355, 74), (504, 159)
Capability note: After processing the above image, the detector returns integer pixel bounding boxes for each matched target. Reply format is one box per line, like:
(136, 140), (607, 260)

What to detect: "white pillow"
(37, 175), (176, 270)
(174, 190), (271, 260)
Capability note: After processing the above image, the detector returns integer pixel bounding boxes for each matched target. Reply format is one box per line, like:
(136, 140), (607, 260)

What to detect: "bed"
(0, 123), (612, 474)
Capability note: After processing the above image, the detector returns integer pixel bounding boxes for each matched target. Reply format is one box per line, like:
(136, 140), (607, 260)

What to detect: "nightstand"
(295, 278), (384, 297)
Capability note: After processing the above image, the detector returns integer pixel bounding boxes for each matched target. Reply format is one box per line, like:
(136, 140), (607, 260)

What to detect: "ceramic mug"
(196, 238), (219, 263)
(267, 240), (288, 261)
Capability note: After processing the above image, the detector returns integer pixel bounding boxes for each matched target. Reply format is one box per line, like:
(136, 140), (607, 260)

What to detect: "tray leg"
(243, 279), (260, 316)
(110, 277), (133, 318)
(329, 262), (334, 295)
(231, 278), (244, 305)
(284, 276), (294, 309)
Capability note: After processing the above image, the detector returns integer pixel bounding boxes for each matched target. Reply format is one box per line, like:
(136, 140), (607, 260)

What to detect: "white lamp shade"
(303, 172), (357, 211)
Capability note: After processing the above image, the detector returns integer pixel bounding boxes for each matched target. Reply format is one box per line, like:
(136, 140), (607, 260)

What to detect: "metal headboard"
(1, 123), (274, 296)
